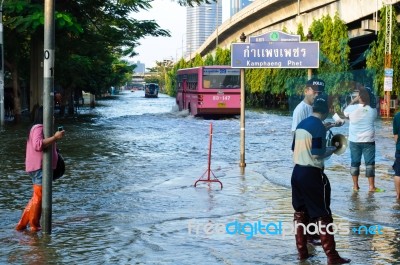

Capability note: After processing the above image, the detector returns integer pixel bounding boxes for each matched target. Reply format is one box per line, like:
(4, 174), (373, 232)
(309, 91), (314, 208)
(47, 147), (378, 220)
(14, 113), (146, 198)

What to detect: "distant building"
(230, 0), (252, 16)
(186, 1), (222, 57)
(134, 61), (145, 74)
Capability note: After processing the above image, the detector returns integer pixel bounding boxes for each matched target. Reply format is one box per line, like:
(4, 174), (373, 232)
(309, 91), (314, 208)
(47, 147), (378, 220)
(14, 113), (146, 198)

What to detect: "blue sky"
(131, 0), (229, 69)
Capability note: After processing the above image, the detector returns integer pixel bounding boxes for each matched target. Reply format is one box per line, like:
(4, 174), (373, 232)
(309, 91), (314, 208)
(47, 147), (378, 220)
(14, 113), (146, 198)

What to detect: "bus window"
(188, 73), (198, 90)
(203, 74), (240, 89)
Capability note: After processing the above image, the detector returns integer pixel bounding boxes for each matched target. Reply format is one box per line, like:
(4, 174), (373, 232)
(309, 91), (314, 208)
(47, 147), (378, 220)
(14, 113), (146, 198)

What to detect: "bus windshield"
(202, 68), (240, 89)
(146, 83), (158, 90)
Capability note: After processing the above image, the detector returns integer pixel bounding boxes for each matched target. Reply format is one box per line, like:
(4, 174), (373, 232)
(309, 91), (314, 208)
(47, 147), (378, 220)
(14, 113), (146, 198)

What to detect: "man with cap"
(291, 78), (342, 135)
(291, 78), (326, 135)
(291, 78), (345, 248)
(291, 97), (351, 264)
(291, 78), (326, 246)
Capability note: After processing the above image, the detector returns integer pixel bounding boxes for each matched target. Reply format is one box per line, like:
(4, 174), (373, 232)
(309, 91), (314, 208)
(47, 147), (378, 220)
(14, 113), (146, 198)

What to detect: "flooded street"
(1, 90), (399, 265)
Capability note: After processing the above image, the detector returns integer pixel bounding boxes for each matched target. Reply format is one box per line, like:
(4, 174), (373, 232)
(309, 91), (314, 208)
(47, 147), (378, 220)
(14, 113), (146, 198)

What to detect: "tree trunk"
(30, 35), (44, 112)
(67, 86), (74, 115)
(68, 97), (74, 115)
(90, 93), (95, 108)
(12, 68), (22, 123)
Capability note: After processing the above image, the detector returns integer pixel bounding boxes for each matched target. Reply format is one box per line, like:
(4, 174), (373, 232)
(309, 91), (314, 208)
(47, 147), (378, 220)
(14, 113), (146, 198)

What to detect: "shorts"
(393, 151), (400, 177)
(29, 169), (43, 185)
(349, 141), (375, 177)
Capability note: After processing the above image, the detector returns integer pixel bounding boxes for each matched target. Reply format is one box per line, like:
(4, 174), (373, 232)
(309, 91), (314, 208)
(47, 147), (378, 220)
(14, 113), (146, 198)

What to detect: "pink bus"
(176, 66), (241, 116)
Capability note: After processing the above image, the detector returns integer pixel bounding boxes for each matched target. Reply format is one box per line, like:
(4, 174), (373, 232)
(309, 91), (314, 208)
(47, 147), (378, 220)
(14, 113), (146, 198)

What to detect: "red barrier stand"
(194, 123), (223, 189)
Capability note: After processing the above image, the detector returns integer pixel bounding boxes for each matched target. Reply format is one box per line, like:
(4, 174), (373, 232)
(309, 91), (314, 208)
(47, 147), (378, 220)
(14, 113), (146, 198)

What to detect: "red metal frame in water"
(194, 123), (223, 189)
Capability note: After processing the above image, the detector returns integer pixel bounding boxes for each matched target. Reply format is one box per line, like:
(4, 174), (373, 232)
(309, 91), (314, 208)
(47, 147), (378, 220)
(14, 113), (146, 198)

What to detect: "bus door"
(182, 78), (187, 110)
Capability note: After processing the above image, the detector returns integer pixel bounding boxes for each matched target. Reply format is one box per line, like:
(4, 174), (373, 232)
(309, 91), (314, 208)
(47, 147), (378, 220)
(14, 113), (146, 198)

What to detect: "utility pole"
(42, 0), (55, 234)
(0, 0), (4, 127)
(181, 34), (184, 58)
(384, 2), (393, 118)
(216, 0), (219, 49)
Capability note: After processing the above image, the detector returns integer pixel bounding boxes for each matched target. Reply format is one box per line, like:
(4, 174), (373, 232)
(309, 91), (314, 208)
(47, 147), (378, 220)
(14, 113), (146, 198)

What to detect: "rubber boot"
(15, 197), (34, 231)
(307, 219), (321, 246)
(294, 211), (309, 260)
(308, 232), (321, 246)
(318, 215), (351, 265)
(29, 185), (42, 232)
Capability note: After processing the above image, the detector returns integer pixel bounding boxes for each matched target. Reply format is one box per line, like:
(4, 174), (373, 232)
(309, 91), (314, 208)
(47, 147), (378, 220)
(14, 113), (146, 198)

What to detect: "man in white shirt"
(344, 86), (380, 192)
(291, 78), (326, 135)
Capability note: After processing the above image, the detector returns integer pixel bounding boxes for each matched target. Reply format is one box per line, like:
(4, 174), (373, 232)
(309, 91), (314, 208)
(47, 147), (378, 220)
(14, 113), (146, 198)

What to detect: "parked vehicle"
(176, 66), (241, 116)
(145, 83), (159, 98)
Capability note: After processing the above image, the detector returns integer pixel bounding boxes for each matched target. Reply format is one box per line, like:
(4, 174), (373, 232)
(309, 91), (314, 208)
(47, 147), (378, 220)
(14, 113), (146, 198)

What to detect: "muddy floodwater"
(1, 90), (399, 265)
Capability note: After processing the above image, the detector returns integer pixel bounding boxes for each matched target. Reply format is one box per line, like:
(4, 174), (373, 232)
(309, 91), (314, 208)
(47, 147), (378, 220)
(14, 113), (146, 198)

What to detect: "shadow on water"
(1, 90), (400, 264)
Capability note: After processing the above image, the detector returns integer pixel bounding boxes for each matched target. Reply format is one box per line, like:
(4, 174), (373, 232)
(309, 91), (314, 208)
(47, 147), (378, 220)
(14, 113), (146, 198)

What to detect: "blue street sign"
(231, 41), (319, 68)
(385, 68), (393, 77)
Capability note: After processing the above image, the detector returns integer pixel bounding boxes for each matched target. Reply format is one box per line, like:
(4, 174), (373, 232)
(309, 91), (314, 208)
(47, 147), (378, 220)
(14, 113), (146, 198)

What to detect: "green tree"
(150, 59), (174, 90)
(309, 13), (351, 111)
(192, 53), (204, 66)
(313, 14), (351, 93)
(245, 68), (269, 106)
(3, 0), (213, 121)
(204, 53), (214, 65)
(4, 0), (82, 121)
(165, 69), (176, 96)
(214, 47), (230, 65)
(164, 58), (188, 96)
(366, 6), (400, 96)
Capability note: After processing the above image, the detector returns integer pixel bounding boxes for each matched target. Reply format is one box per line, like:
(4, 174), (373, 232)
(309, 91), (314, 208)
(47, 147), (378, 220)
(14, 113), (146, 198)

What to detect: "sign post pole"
(239, 33), (246, 169)
(307, 31), (313, 79)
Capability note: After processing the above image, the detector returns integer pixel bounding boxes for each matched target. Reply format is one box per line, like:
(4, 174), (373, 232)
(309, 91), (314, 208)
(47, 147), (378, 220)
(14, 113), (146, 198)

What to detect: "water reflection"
(7, 233), (60, 264)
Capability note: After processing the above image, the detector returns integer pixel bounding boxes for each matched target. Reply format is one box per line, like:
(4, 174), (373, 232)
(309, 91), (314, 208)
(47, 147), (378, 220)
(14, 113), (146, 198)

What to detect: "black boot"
(294, 211), (309, 261)
(318, 215), (351, 265)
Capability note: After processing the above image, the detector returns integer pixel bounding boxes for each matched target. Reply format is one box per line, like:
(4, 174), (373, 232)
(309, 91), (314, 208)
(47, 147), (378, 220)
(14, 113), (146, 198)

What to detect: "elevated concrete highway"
(191, 0), (400, 67)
